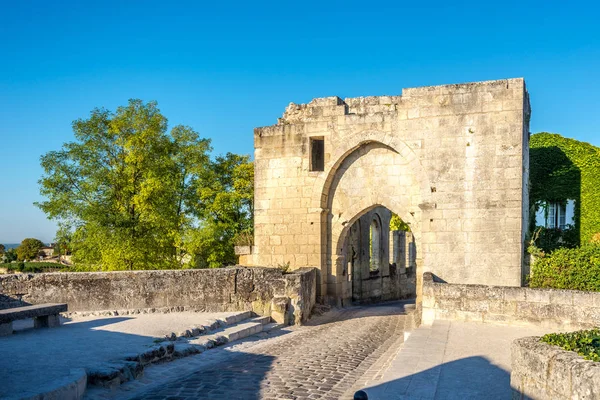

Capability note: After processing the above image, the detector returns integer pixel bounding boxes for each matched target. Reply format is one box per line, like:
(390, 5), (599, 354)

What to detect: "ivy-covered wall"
(530, 132), (600, 244)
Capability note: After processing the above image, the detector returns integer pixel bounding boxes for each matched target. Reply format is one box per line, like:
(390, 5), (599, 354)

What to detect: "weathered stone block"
(271, 296), (290, 325)
(512, 337), (600, 400)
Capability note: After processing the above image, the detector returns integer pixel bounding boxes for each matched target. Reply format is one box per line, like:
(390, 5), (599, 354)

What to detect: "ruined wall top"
(271, 78), (527, 126)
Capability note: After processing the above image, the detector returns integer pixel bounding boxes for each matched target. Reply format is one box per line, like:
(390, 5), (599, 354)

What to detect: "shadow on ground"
(362, 356), (510, 400)
(134, 352), (276, 400)
(3, 313), (282, 399)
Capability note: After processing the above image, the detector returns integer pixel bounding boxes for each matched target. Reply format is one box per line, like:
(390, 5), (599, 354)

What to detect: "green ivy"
(531, 226), (578, 254)
(529, 243), (600, 291)
(530, 133), (600, 244)
(541, 329), (600, 362)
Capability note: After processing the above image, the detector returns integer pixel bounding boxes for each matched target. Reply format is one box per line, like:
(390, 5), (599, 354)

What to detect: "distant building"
(38, 246), (54, 259)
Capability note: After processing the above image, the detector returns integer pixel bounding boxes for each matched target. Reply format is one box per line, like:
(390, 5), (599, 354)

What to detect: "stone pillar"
(392, 231), (407, 274)
(407, 232), (416, 271)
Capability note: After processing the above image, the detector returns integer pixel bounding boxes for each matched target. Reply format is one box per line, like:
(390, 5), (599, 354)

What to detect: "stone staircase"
(87, 312), (283, 390)
(187, 315), (282, 346)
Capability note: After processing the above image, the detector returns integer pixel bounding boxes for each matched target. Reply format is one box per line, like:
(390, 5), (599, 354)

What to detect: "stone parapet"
(511, 336), (600, 399)
(0, 267), (317, 325)
(422, 272), (600, 329)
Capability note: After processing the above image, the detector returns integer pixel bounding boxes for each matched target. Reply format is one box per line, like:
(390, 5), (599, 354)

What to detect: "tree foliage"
(37, 100), (253, 270)
(3, 248), (17, 263)
(16, 238), (45, 261)
(390, 213), (410, 232)
(187, 153), (254, 268)
(53, 223), (73, 257)
(0, 244), (4, 255)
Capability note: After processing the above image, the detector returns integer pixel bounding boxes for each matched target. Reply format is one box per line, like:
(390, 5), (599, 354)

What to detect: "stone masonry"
(0, 267), (317, 325)
(512, 337), (600, 399)
(422, 271), (600, 330)
(241, 78), (531, 305)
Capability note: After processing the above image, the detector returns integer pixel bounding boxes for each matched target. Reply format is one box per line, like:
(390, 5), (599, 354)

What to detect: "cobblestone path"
(136, 302), (411, 400)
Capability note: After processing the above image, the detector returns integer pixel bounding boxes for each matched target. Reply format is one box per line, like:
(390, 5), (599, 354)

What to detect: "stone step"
(86, 312), (258, 388)
(84, 313), (277, 391)
(222, 310), (254, 325)
(252, 315), (271, 325)
(200, 320), (265, 343)
(262, 322), (285, 333)
(165, 310), (255, 341)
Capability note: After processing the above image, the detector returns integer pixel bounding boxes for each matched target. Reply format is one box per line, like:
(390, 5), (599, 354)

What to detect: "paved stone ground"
(85, 304), (559, 400)
(360, 320), (555, 400)
(87, 301), (413, 400)
(0, 311), (247, 399)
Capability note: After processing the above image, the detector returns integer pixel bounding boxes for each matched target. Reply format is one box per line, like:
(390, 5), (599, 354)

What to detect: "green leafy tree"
(3, 248), (17, 263)
(53, 223), (73, 257)
(0, 244), (5, 255)
(37, 100), (212, 270)
(16, 238), (45, 261)
(188, 153), (254, 268)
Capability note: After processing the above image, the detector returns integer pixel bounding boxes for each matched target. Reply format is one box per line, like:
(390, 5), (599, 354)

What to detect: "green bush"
(529, 243), (600, 291)
(0, 262), (67, 273)
(541, 329), (600, 362)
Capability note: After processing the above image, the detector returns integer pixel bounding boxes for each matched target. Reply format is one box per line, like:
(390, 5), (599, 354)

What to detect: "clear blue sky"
(0, 1), (598, 243)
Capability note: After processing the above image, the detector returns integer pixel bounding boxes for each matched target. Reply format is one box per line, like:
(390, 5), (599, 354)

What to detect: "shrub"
(529, 243), (600, 291)
(541, 329), (600, 362)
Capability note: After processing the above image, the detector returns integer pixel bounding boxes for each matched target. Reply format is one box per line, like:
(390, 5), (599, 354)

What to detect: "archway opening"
(341, 206), (417, 304)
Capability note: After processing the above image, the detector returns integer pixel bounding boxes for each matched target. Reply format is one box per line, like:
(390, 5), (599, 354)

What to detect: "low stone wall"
(422, 272), (600, 329)
(511, 336), (600, 399)
(0, 267), (317, 324)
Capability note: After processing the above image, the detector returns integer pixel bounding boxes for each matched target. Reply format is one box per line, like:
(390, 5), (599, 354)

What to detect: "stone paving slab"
(362, 320), (558, 400)
(0, 310), (250, 399)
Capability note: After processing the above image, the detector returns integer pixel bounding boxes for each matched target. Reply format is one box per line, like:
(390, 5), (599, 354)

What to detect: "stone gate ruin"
(239, 79), (531, 305)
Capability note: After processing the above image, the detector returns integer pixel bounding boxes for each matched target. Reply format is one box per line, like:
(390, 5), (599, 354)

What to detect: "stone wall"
(247, 78), (531, 303)
(422, 272), (600, 329)
(0, 267), (317, 324)
(511, 336), (600, 399)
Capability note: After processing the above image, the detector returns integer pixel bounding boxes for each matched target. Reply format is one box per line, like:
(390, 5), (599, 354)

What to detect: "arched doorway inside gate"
(318, 138), (426, 305)
(341, 206), (417, 303)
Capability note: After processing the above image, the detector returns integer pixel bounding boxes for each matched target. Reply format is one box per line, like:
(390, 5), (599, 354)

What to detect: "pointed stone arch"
(316, 136), (431, 303)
